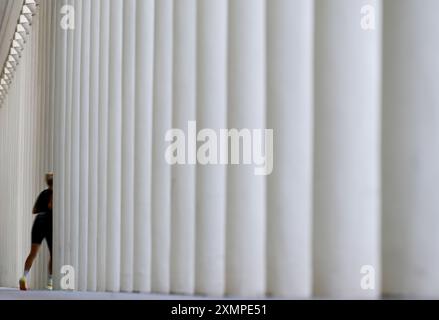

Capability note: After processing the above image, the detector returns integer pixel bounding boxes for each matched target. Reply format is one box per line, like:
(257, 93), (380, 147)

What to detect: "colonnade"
(0, 0), (438, 299)
(0, 0), (54, 290)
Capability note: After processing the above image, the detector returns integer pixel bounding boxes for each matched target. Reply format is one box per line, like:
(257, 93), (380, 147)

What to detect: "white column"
(2, 91), (11, 286)
(133, 0), (155, 293)
(30, 23), (39, 288)
(0, 100), (6, 285)
(33, 5), (42, 288)
(266, 0), (314, 298)
(1, 79), (12, 287)
(12, 89), (19, 285)
(97, 0), (110, 292)
(0, 105), (4, 285)
(53, 0), (68, 291)
(48, 0), (56, 171)
(64, 0), (74, 270)
(28, 35), (35, 287)
(106, 0), (123, 292)
(121, 0), (136, 293)
(38, 2), (49, 288)
(151, 0), (173, 294)
(87, 0), (100, 292)
(195, 0), (227, 297)
(171, 0), (197, 295)
(78, 0), (91, 291)
(382, 0), (439, 298)
(42, 0), (49, 174)
(23, 33), (31, 287)
(226, 0), (266, 297)
(8, 56), (18, 286)
(37, 0), (44, 180)
(17, 33), (28, 289)
(313, 0), (382, 298)
(34, 11), (42, 288)
(69, 0), (82, 288)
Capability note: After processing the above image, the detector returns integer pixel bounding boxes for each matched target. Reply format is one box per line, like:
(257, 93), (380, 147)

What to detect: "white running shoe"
(46, 278), (53, 291)
(19, 277), (27, 291)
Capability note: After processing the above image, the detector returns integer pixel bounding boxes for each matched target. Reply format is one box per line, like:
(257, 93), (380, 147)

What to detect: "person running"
(19, 173), (53, 291)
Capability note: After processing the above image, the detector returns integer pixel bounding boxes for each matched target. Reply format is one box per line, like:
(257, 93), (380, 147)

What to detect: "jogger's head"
(45, 172), (53, 188)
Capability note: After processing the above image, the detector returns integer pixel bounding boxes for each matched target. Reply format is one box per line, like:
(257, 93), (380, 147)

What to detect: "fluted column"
(195, 0), (227, 297)
(106, 0), (123, 292)
(0, 72), (13, 287)
(34, 3), (42, 287)
(53, 0), (68, 291)
(9, 86), (16, 286)
(226, 0), (266, 297)
(37, 0), (49, 288)
(78, 0), (91, 291)
(133, 0), (155, 293)
(48, 0), (56, 171)
(151, 0), (173, 294)
(87, 0), (101, 292)
(314, 0), (382, 298)
(63, 0), (74, 271)
(30, 10), (43, 288)
(267, 0), (314, 298)
(171, 0), (197, 295)
(120, 0), (136, 293)
(97, 0), (110, 292)
(69, 0), (82, 289)
(382, 0), (439, 298)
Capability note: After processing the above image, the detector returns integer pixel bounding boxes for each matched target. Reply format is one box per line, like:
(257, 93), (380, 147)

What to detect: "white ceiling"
(0, 0), (20, 75)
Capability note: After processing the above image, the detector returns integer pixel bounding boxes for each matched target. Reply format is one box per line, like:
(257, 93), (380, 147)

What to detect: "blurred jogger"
(19, 173), (54, 291)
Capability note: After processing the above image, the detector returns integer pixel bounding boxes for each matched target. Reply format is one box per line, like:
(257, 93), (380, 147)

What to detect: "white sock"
(23, 271), (29, 279)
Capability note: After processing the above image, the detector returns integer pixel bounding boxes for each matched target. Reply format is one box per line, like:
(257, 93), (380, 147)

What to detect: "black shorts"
(31, 213), (53, 255)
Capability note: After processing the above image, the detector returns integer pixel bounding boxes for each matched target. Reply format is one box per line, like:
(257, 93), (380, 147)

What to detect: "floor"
(1, 287), (416, 300)
(0, 287), (209, 300)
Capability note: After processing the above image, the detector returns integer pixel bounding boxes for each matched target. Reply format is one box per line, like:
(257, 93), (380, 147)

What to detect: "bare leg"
(46, 254), (53, 290)
(20, 244), (40, 290)
(24, 244), (41, 272)
(48, 255), (52, 276)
